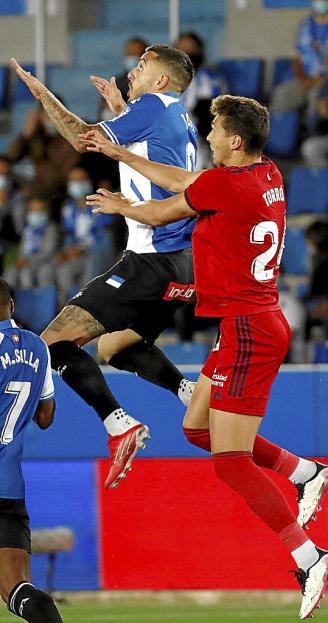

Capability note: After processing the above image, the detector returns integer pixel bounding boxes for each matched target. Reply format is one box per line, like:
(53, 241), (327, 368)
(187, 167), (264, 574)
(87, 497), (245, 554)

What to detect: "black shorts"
(67, 249), (195, 344)
(0, 499), (31, 553)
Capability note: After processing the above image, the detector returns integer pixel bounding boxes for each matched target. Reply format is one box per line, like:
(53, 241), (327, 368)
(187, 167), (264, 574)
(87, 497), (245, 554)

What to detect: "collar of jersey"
(0, 319), (18, 330)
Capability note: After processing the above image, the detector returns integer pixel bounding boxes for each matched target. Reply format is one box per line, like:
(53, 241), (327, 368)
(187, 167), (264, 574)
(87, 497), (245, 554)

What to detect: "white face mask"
(124, 55), (139, 72)
(68, 180), (93, 199)
(0, 175), (10, 190)
(27, 212), (49, 228)
(312, 0), (328, 15)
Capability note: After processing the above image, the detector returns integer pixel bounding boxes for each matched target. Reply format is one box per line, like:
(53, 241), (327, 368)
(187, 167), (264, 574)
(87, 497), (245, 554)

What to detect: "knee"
(98, 335), (113, 362)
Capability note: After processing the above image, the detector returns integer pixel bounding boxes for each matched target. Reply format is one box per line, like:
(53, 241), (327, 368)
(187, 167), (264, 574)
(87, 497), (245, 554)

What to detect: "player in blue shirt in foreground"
(0, 279), (62, 622)
(11, 47), (198, 490)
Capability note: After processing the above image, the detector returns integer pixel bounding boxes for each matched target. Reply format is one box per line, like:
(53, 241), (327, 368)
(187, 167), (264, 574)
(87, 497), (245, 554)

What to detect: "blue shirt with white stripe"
(0, 320), (54, 499)
(98, 92), (198, 253)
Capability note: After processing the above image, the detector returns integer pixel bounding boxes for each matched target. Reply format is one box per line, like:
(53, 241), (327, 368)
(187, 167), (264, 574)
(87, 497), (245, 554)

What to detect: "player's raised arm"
(86, 188), (196, 226)
(10, 58), (106, 152)
(81, 129), (203, 192)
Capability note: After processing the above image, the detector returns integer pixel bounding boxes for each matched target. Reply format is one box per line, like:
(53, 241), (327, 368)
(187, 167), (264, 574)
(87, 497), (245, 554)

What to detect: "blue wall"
(23, 461), (99, 590)
(23, 366), (328, 460)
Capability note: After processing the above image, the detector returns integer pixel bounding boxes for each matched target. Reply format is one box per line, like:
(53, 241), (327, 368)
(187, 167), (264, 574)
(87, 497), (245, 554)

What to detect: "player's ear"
(157, 74), (169, 90)
(231, 134), (242, 150)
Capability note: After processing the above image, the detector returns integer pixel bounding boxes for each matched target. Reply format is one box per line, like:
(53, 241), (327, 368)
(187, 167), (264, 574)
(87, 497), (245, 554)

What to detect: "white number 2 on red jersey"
(250, 219), (286, 282)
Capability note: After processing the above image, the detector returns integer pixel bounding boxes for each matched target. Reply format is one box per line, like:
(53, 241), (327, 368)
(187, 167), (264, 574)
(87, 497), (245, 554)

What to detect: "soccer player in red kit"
(84, 95), (328, 619)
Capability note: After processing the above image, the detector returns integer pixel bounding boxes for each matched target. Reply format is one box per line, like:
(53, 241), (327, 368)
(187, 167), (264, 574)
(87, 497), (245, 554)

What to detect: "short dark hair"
(0, 278), (12, 307)
(146, 44), (194, 94)
(210, 95), (269, 155)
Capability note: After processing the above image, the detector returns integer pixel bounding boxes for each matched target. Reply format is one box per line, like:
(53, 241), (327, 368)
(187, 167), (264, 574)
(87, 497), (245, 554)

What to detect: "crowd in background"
(0, 0), (327, 362)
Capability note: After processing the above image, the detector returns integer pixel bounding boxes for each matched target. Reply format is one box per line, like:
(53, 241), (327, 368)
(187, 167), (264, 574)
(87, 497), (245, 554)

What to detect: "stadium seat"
(287, 167), (328, 215)
(13, 286), (57, 334)
(11, 100), (36, 135)
(162, 341), (208, 364)
(72, 31), (122, 72)
(217, 59), (263, 99)
(0, 65), (8, 107)
(313, 341), (328, 364)
(12, 64), (36, 102)
(266, 111), (299, 157)
(47, 66), (102, 121)
(282, 228), (310, 275)
(272, 57), (295, 87)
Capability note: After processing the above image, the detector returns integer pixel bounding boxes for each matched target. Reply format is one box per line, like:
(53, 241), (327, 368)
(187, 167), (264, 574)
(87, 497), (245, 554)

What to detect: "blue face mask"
(0, 175), (10, 190)
(124, 55), (139, 73)
(68, 180), (92, 200)
(27, 212), (49, 228)
(312, 1), (328, 15)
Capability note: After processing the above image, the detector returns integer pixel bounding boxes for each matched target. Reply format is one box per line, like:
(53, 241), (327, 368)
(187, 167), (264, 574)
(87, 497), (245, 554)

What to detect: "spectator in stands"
(301, 85), (328, 165)
(56, 166), (114, 306)
(271, 0), (328, 132)
(5, 195), (57, 289)
(0, 159), (20, 274)
(6, 103), (78, 210)
(97, 36), (149, 121)
(278, 267), (305, 362)
(304, 219), (328, 340)
(175, 32), (227, 166)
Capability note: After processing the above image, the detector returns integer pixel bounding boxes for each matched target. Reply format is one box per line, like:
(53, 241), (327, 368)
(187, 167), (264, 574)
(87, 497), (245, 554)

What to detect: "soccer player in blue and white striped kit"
(11, 46), (198, 489)
(0, 279), (62, 622)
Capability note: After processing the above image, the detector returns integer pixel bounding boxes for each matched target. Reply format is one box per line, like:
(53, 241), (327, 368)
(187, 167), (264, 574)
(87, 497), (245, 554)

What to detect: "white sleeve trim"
(40, 342), (55, 400)
(98, 121), (120, 145)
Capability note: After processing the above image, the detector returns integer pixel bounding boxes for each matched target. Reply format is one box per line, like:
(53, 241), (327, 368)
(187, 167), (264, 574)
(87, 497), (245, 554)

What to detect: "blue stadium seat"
(266, 111), (299, 157)
(11, 101), (37, 135)
(217, 59), (263, 98)
(72, 31), (122, 72)
(287, 167), (328, 215)
(272, 58), (295, 87)
(12, 64), (36, 102)
(47, 66), (102, 121)
(162, 342), (208, 365)
(314, 342), (328, 364)
(0, 65), (8, 107)
(282, 228), (310, 275)
(13, 287), (57, 334)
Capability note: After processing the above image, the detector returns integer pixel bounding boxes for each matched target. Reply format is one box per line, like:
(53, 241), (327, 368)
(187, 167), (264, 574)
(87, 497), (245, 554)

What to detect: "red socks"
(183, 428), (299, 477)
(213, 451), (307, 550)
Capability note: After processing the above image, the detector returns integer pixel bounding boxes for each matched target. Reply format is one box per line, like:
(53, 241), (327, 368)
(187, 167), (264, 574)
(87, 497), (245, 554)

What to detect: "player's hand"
(79, 129), (126, 160)
(10, 58), (46, 100)
(90, 75), (126, 115)
(86, 188), (127, 214)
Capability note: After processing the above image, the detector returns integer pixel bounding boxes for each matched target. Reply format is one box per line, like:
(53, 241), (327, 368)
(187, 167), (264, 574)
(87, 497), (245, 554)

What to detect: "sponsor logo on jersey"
(11, 334), (20, 343)
(163, 282), (195, 302)
(211, 371), (228, 389)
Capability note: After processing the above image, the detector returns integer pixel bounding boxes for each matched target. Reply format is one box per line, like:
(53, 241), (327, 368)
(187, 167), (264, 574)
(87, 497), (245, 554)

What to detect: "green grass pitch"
(1, 601), (328, 622)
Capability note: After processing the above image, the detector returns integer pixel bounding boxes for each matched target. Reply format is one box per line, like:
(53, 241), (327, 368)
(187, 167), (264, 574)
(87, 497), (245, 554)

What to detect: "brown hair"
(210, 95), (269, 154)
(146, 44), (194, 94)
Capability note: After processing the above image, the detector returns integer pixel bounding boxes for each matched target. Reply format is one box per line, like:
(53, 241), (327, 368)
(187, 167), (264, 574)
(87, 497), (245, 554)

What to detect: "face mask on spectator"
(312, 1), (328, 15)
(124, 56), (139, 72)
(13, 159), (36, 181)
(0, 175), (10, 190)
(68, 180), (93, 199)
(27, 212), (49, 227)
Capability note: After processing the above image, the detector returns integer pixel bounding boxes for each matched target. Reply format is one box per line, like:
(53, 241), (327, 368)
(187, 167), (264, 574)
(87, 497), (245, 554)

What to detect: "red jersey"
(184, 157), (286, 317)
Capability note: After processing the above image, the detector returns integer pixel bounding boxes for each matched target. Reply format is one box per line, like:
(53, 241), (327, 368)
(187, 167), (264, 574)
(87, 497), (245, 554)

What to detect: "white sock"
(292, 539), (319, 571)
(103, 408), (140, 436)
(289, 458), (317, 485)
(178, 378), (195, 407)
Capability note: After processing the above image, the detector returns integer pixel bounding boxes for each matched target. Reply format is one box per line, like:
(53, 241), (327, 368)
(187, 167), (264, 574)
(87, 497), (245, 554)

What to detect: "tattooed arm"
(10, 58), (106, 152)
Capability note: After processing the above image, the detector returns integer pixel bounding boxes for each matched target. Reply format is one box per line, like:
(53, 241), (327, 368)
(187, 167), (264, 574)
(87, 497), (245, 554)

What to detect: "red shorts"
(201, 310), (291, 417)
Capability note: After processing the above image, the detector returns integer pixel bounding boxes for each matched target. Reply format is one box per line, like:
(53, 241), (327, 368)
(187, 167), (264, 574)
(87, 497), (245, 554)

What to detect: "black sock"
(49, 340), (120, 421)
(8, 582), (63, 623)
(109, 342), (184, 395)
